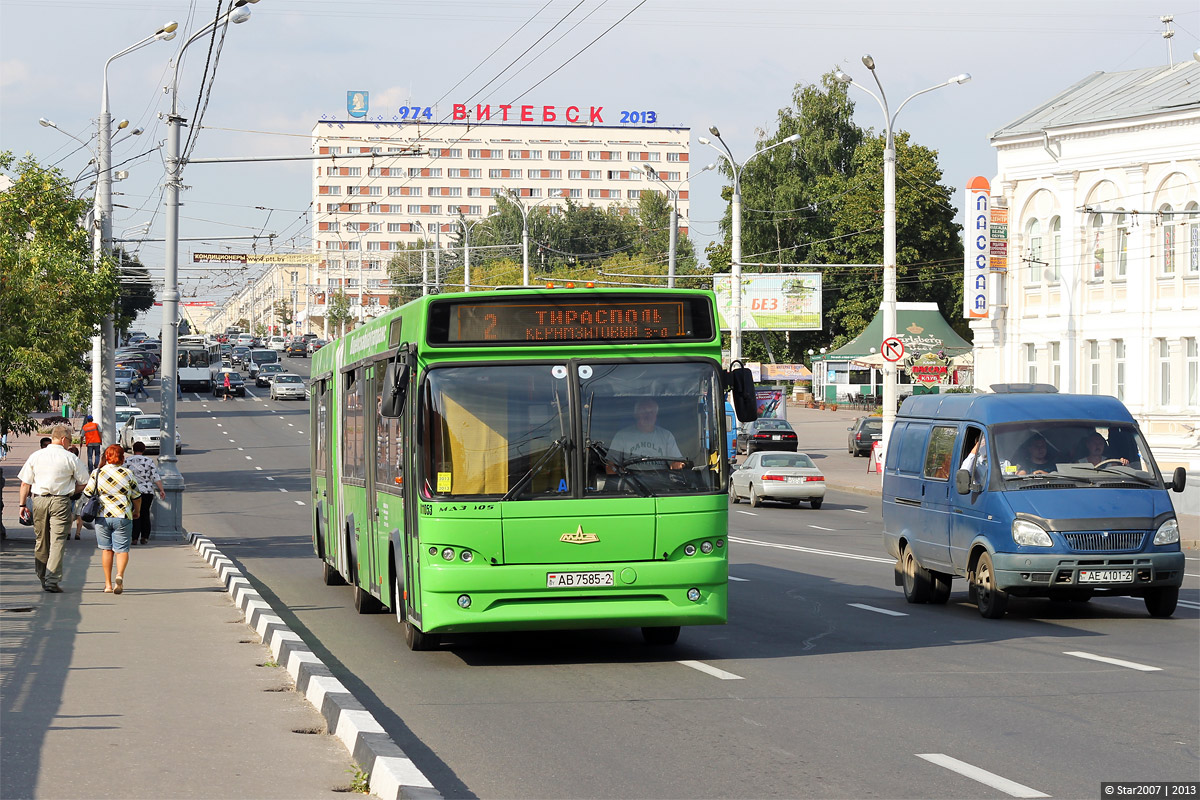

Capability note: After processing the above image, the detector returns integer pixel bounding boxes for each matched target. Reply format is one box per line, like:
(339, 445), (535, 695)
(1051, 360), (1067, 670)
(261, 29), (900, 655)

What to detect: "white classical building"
(971, 59), (1199, 473)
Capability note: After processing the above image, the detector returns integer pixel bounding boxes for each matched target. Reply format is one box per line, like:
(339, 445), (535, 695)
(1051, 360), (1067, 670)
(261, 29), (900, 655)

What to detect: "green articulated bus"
(309, 286), (756, 650)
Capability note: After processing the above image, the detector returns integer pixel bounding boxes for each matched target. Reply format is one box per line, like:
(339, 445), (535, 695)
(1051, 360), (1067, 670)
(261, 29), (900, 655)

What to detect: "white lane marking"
(847, 509), (868, 514)
(849, 603), (908, 617)
(1063, 651), (1162, 672)
(228, 439), (235, 443)
(254, 397), (263, 403)
(734, 510), (757, 516)
(244, 389), (257, 398)
(1186, 573), (1200, 579)
(677, 660), (744, 681)
(729, 576), (749, 582)
(294, 500), (305, 506)
(255, 466), (263, 471)
(245, 456), (252, 460)
(278, 416), (285, 420)
(1178, 600), (1200, 610)
(279, 488), (289, 493)
(809, 525), (836, 531)
(730, 536), (893, 564)
(916, 754), (1049, 798)
(1107, 595), (1200, 611)
(237, 447), (244, 451)
(298, 430), (305, 435)
(266, 477), (275, 481)
(216, 423), (222, 427)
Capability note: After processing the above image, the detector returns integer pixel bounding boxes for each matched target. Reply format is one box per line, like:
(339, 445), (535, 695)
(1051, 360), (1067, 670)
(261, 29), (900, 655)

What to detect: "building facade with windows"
(305, 120), (691, 333)
(971, 60), (1199, 471)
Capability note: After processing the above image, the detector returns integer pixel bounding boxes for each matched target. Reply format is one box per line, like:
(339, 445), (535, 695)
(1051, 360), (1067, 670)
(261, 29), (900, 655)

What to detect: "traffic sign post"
(882, 337), (905, 362)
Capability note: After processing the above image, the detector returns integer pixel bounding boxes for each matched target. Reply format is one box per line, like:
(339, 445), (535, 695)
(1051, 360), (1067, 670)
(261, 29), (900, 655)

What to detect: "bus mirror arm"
(725, 362), (758, 424)
(380, 361), (409, 418)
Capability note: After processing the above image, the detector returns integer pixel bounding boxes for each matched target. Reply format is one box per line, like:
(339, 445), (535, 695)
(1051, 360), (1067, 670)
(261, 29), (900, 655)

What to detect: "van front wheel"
(901, 544), (931, 604)
(1144, 587), (1178, 618)
(973, 551), (1008, 619)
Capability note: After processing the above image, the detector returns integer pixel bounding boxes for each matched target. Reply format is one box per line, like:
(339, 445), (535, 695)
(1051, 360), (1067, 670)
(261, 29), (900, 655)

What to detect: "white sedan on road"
(269, 373), (307, 400)
(729, 451), (825, 509)
(119, 413), (183, 455)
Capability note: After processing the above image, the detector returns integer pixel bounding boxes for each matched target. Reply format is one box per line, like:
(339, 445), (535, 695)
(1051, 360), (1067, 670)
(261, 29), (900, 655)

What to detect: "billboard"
(712, 272), (822, 332)
(963, 176), (990, 319)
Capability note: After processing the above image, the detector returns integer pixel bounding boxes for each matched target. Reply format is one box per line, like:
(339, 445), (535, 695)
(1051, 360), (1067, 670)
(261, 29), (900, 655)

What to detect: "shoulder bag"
(79, 469), (102, 524)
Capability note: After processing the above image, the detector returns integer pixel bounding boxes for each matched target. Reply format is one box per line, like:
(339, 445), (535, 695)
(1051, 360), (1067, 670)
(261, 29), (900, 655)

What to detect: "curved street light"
(505, 188), (562, 286)
(633, 162), (715, 287)
(833, 55), (970, 457)
(698, 130), (801, 363)
(458, 210), (498, 291)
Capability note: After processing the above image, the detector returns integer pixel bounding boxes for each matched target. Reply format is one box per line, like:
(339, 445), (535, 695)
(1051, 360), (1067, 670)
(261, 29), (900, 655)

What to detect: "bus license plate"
(547, 571), (614, 588)
(1079, 569), (1133, 583)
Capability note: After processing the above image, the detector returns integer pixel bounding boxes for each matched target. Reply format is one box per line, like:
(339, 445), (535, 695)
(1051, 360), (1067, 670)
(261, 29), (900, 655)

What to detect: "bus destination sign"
(427, 296), (715, 346)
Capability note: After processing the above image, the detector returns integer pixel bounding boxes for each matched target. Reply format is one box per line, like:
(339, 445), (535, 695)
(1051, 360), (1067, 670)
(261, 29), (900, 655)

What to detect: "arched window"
(1160, 204), (1175, 274)
(1186, 202), (1199, 274)
(1089, 213), (1105, 279)
(1114, 211), (1128, 278)
(1050, 216), (1062, 282)
(1026, 219), (1042, 283)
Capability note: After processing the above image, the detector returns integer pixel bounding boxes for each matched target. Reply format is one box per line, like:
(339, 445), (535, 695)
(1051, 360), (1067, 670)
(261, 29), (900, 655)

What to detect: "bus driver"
(607, 399), (684, 471)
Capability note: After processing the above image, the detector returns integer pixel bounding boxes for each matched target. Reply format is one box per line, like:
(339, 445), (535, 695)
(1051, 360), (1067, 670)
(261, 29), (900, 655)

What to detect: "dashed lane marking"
(279, 488), (289, 493)
(849, 603), (908, 617)
(1063, 651), (1162, 672)
(734, 510), (757, 516)
(255, 466), (263, 471)
(808, 525), (836, 531)
(730, 536), (893, 564)
(729, 576), (749, 582)
(294, 500), (305, 505)
(245, 456), (252, 461)
(916, 754), (1048, 798)
(266, 477), (275, 481)
(847, 509), (868, 514)
(237, 447), (244, 451)
(677, 660), (744, 681)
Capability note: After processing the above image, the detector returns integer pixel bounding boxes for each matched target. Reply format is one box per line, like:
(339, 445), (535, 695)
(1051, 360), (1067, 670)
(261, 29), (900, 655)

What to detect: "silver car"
(119, 413), (183, 455)
(269, 373), (306, 400)
(729, 451), (826, 509)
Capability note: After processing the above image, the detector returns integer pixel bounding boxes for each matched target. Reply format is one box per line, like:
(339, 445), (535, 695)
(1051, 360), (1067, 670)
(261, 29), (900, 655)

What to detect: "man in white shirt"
(18, 425), (88, 592)
(607, 399), (684, 471)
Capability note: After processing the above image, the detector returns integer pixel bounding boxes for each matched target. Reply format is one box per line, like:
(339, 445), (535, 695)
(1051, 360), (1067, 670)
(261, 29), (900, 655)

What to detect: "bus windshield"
(992, 420), (1164, 489)
(420, 361), (723, 500)
(178, 349), (210, 368)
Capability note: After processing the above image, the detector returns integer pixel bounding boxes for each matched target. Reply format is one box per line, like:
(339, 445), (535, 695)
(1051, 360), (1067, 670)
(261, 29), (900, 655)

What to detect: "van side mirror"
(726, 362), (758, 423)
(1171, 466), (1186, 493)
(380, 360), (409, 418)
(955, 469), (973, 495)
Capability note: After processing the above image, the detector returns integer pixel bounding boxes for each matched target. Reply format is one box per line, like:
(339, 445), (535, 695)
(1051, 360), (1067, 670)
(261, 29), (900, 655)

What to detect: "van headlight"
(1012, 519), (1052, 547)
(1153, 518), (1180, 546)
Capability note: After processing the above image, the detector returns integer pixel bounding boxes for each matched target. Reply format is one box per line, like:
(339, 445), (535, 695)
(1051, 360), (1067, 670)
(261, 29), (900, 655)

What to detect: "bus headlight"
(441, 547), (455, 561)
(1012, 519), (1052, 547)
(687, 588), (701, 602)
(457, 594), (471, 608)
(460, 550), (474, 563)
(1153, 518), (1180, 546)
(700, 541), (714, 554)
(684, 544), (696, 556)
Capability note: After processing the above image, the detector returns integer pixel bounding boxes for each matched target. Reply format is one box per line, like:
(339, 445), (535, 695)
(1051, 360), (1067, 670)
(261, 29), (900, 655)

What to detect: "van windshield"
(991, 420), (1163, 489)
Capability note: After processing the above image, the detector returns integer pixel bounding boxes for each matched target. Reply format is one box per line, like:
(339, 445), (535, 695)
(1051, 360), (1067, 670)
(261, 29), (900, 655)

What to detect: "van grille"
(1062, 532), (1145, 552)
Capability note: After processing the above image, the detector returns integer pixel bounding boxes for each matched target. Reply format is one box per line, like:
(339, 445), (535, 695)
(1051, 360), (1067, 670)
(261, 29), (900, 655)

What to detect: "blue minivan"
(882, 385), (1187, 618)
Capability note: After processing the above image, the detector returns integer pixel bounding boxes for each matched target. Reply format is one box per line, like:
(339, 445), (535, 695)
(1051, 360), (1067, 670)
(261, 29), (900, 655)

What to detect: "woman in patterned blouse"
(83, 445), (141, 594)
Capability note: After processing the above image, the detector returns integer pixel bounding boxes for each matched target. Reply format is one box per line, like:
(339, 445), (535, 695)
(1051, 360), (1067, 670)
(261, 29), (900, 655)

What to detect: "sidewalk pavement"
(778, 401), (1200, 548)
(0, 426), (369, 799)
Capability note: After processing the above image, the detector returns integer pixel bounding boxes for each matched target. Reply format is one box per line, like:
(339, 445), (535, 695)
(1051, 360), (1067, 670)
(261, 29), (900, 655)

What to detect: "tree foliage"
(273, 299), (294, 329)
(113, 247), (156, 336)
(326, 290), (352, 337)
(0, 151), (120, 435)
(705, 71), (965, 362)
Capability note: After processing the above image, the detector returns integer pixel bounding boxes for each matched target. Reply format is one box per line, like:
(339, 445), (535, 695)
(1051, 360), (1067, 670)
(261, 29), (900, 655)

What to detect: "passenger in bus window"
(607, 399), (683, 471)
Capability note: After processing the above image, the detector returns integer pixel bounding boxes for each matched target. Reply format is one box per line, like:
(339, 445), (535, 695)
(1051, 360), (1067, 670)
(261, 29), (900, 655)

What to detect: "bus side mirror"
(1172, 466), (1186, 493)
(955, 469), (972, 495)
(726, 362), (758, 423)
(380, 361), (408, 418)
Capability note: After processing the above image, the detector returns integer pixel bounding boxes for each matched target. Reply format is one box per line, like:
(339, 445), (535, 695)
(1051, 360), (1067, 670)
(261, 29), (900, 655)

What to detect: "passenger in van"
(960, 432), (988, 485)
(1076, 431), (1129, 467)
(1015, 434), (1058, 476)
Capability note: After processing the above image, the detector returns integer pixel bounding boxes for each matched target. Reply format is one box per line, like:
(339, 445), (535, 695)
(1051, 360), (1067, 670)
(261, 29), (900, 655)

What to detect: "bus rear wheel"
(322, 560), (345, 586)
(641, 626), (680, 645)
(354, 584), (383, 614)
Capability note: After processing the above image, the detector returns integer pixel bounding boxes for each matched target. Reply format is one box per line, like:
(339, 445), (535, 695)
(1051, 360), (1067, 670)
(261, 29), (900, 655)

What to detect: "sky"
(2, 0), (1198, 326)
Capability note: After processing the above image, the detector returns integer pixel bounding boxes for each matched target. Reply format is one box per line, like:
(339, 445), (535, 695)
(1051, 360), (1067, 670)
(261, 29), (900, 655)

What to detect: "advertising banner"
(963, 176), (990, 319)
(713, 273), (822, 332)
(192, 252), (319, 264)
(754, 387), (785, 418)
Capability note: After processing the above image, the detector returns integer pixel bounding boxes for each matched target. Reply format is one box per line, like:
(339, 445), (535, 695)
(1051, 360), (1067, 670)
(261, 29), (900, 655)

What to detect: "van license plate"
(547, 571), (614, 588)
(1078, 569), (1133, 583)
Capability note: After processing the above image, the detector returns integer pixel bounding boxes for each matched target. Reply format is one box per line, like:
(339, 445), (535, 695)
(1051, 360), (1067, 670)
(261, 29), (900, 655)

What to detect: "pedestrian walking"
(16, 424), (88, 592)
(221, 371), (231, 401)
(82, 444), (141, 594)
(124, 441), (165, 545)
(131, 372), (149, 400)
(81, 415), (102, 471)
(67, 445), (86, 540)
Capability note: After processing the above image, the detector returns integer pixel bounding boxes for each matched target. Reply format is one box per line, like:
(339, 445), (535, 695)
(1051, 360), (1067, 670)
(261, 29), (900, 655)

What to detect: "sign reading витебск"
(340, 91), (657, 125)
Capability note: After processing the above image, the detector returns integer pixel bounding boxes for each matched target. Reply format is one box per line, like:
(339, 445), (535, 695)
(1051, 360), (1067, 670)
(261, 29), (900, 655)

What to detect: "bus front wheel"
(641, 626), (680, 645)
(405, 620), (439, 651)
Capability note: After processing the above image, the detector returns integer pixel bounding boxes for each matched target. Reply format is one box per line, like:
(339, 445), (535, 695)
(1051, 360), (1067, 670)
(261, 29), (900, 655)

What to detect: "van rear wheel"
(973, 551), (1008, 619)
(901, 544), (931, 604)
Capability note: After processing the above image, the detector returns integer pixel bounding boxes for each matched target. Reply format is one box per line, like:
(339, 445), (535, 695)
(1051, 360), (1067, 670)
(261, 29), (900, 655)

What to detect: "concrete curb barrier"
(188, 532), (442, 800)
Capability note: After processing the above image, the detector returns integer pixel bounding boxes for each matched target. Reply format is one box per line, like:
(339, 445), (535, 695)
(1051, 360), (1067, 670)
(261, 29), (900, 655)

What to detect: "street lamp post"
(507, 190), (558, 286)
(459, 211), (497, 291)
(158, 0), (258, 538)
(633, 162), (715, 287)
(834, 56), (970, 457)
(698, 130), (801, 363)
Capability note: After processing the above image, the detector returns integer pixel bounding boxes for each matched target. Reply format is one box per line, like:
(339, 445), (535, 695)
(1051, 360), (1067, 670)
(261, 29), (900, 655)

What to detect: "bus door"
(311, 376), (335, 564)
(362, 363), (381, 598)
(399, 350), (423, 625)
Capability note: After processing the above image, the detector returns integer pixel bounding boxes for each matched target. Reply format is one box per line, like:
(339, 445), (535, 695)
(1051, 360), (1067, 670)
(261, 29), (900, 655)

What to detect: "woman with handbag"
(82, 444), (141, 594)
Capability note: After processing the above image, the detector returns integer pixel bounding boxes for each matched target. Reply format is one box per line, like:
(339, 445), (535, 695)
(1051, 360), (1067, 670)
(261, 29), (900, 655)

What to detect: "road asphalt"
(2, 399), (1194, 799)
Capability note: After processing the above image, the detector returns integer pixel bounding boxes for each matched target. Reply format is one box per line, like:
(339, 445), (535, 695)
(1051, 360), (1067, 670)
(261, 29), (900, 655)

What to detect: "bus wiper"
(502, 436), (571, 501)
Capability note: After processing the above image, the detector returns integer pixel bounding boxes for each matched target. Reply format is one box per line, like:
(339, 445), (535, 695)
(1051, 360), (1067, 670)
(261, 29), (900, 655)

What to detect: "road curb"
(188, 532), (441, 800)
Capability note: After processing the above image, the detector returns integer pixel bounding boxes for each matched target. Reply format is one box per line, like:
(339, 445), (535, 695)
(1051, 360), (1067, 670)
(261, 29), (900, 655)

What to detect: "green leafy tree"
(253, 321), (268, 337)
(0, 151), (120, 436)
(273, 299), (294, 330)
(113, 247), (156, 337)
(234, 317), (249, 331)
(326, 290), (352, 337)
(705, 71), (964, 362)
